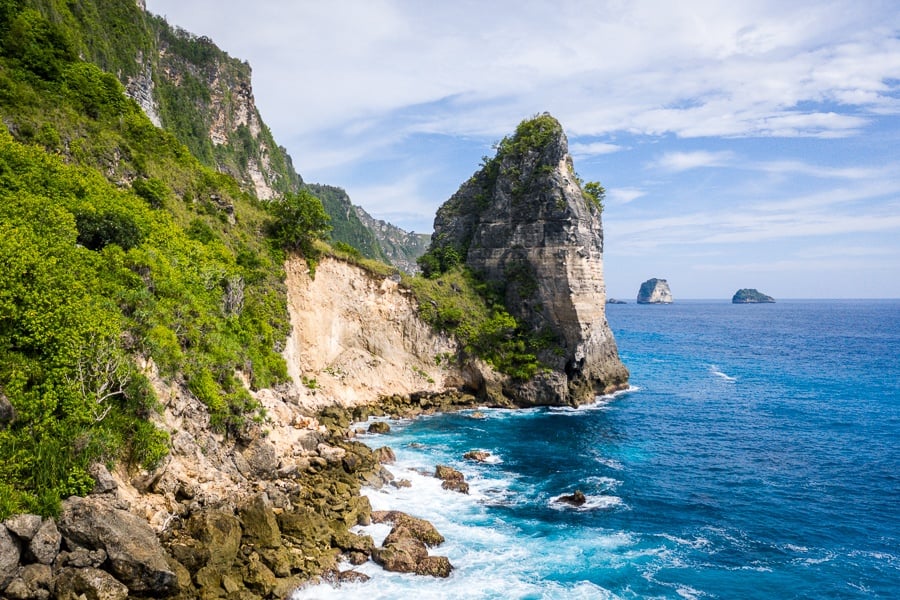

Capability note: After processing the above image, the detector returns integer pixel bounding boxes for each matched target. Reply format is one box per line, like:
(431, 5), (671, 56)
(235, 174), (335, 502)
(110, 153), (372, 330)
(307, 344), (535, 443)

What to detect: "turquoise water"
(294, 300), (900, 599)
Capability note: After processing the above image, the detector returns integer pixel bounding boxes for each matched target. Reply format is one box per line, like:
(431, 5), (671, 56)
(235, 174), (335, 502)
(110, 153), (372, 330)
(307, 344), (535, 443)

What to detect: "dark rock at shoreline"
(373, 446), (396, 464)
(370, 511), (452, 577)
(557, 490), (587, 506)
(368, 421), (391, 434)
(732, 288), (775, 303)
(606, 298), (627, 304)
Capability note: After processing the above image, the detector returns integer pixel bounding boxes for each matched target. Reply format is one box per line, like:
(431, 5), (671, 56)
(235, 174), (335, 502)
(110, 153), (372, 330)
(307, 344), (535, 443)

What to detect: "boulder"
(370, 511), (444, 547)
(435, 465), (469, 494)
(3, 514), (42, 540)
(367, 421), (391, 434)
(1, 524), (22, 590)
(463, 450), (491, 462)
(53, 567), (129, 600)
(89, 463), (118, 494)
(241, 438), (279, 478)
(338, 569), (370, 584)
(373, 446), (396, 464)
(29, 519), (61, 565)
(4, 563), (52, 600)
(58, 496), (177, 596)
(0, 391), (14, 428)
(371, 524), (452, 578)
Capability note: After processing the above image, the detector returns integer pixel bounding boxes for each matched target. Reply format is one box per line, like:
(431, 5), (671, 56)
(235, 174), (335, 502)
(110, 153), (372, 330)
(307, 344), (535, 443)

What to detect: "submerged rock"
(557, 490), (587, 506)
(637, 278), (673, 304)
(434, 465), (469, 494)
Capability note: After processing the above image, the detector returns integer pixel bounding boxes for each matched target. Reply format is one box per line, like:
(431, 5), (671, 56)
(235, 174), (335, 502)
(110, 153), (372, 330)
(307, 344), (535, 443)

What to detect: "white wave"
(709, 365), (737, 381)
(549, 493), (624, 512)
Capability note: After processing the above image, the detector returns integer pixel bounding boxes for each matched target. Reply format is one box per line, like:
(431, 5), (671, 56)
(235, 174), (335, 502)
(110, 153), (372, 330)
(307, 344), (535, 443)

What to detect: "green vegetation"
(305, 184), (388, 262)
(267, 189), (332, 271)
(403, 268), (547, 380)
(582, 180), (605, 213)
(0, 1), (326, 518)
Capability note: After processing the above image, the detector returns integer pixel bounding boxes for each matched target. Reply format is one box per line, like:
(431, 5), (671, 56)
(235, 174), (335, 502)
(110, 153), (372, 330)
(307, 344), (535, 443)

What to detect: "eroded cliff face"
(283, 257), (465, 407)
(428, 114), (628, 404)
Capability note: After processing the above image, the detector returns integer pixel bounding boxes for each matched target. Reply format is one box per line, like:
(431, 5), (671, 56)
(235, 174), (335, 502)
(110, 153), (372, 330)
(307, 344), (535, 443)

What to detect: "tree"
(583, 181), (605, 213)
(268, 190), (331, 259)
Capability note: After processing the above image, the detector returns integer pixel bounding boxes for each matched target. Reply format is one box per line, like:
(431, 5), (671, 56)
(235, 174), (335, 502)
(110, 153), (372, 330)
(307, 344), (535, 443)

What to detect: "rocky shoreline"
(0, 391), (485, 600)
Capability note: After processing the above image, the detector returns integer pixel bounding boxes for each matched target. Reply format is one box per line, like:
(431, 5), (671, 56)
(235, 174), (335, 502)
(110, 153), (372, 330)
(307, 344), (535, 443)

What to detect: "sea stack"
(424, 113), (628, 405)
(732, 288), (775, 303)
(637, 278), (673, 304)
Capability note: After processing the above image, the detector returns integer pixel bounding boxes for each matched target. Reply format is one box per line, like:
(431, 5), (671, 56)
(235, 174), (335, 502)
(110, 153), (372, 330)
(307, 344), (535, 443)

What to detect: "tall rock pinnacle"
(426, 113), (628, 405)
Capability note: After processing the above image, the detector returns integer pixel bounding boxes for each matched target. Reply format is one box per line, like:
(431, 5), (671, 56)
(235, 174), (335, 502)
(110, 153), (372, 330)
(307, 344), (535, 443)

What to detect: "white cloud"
(570, 142), (623, 157)
(607, 188), (646, 204)
(653, 151), (735, 172)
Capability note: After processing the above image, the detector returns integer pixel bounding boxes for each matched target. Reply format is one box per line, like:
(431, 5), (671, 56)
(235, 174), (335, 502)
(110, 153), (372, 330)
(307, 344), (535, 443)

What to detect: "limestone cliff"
(283, 257), (468, 407)
(637, 278), (673, 304)
(425, 113), (628, 405)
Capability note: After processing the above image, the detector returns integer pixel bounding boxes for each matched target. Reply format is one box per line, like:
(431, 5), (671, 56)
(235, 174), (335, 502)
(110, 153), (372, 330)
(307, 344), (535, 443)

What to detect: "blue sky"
(146, 0), (900, 298)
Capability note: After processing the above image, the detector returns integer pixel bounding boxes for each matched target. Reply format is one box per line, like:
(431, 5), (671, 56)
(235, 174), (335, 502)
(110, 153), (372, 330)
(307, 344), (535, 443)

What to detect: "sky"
(145, 0), (900, 298)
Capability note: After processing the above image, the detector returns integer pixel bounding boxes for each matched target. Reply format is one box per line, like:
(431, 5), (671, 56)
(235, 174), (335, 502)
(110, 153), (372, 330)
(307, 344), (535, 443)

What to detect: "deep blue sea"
(294, 300), (900, 599)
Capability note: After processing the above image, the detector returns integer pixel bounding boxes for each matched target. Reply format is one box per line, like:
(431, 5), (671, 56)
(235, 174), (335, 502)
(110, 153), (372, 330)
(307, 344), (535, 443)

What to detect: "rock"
(317, 443), (347, 463)
(434, 465), (469, 494)
(29, 519), (61, 565)
(606, 298), (627, 304)
(390, 479), (412, 489)
(0, 391), (14, 428)
(241, 438), (279, 478)
(416, 555), (453, 578)
(240, 492), (281, 548)
(557, 490), (587, 506)
(57, 496), (177, 595)
(242, 552), (277, 596)
(12, 563), (52, 600)
(89, 463), (118, 494)
(637, 278), (673, 304)
(3, 514), (42, 540)
(424, 113), (629, 405)
(373, 446), (396, 464)
(1, 524), (22, 590)
(59, 547), (107, 568)
(370, 511), (445, 547)
(732, 288), (775, 303)
(53, 567), (129, 600)
(463, 450), (491, 462)
(367, 421), (391, 434)
(338, 569), (370, 584)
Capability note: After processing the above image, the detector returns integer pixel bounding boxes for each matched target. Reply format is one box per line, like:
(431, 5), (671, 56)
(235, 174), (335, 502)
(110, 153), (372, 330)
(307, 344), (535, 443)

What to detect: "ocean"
(293, 300), (900, 599)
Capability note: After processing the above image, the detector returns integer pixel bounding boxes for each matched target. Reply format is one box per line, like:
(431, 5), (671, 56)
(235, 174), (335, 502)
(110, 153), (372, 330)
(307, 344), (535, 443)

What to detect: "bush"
(268, 190), (331, 259)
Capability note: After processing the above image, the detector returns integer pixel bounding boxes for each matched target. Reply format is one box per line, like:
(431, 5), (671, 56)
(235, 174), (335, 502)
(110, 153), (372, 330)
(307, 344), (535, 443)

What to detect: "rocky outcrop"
(370, 511), (452, 577)
(283, 257), (474, 410)
(354, 205), (431, 275)
(434, 465), (469, 494)
(637, 278), (673, 304)
(426, 113), (628, 405)
(732, 288), (775, 303)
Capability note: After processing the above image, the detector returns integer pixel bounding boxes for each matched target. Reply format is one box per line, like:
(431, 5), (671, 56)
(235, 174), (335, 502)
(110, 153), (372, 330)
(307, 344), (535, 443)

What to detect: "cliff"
(423, 113), (628, 405)
(732, 288), (775, 303)
(354, 206), (431, 275)
(637, 278), (673, 304)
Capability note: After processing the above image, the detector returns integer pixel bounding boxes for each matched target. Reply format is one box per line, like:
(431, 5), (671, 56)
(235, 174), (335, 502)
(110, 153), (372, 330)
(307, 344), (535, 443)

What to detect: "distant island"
(607, 298), (627, 304)
(637, 278), (673, 304)
(732, 288), (775, 303)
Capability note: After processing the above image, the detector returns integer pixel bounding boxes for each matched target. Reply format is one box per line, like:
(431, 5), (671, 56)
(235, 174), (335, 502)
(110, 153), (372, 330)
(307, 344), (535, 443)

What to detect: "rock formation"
(637, 278), (673, 304)
(732, 288), (775, 303)
(425, 113), (628, 405)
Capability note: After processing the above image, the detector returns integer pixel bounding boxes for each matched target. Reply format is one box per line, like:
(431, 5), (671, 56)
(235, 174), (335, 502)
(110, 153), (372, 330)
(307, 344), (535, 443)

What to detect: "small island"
(732, 288), (775, 304)
(637, 278), (673, 304)
(606, 298), (627, 304)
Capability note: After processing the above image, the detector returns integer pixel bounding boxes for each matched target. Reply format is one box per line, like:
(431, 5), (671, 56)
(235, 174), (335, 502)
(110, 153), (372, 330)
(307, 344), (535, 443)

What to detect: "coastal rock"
(89, 463), (118, 494)
(368, 421), (391, 434)
(425, 113), (628, 405)
(637, 278), (673, 304)
(373, 445), (396, 464)
(463, 450), (492, 462)
(240, 493), (281, 549)
(557, 490), (587, 506)
(57, 496), (177, 595)
(732, 288), (775, 303)
(371, 511), (445, 547)
(53, 567), (129, 600)
(434, 465), (469, 494)
(5, 563), (52, 600)
(371, 520), (452, 578)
